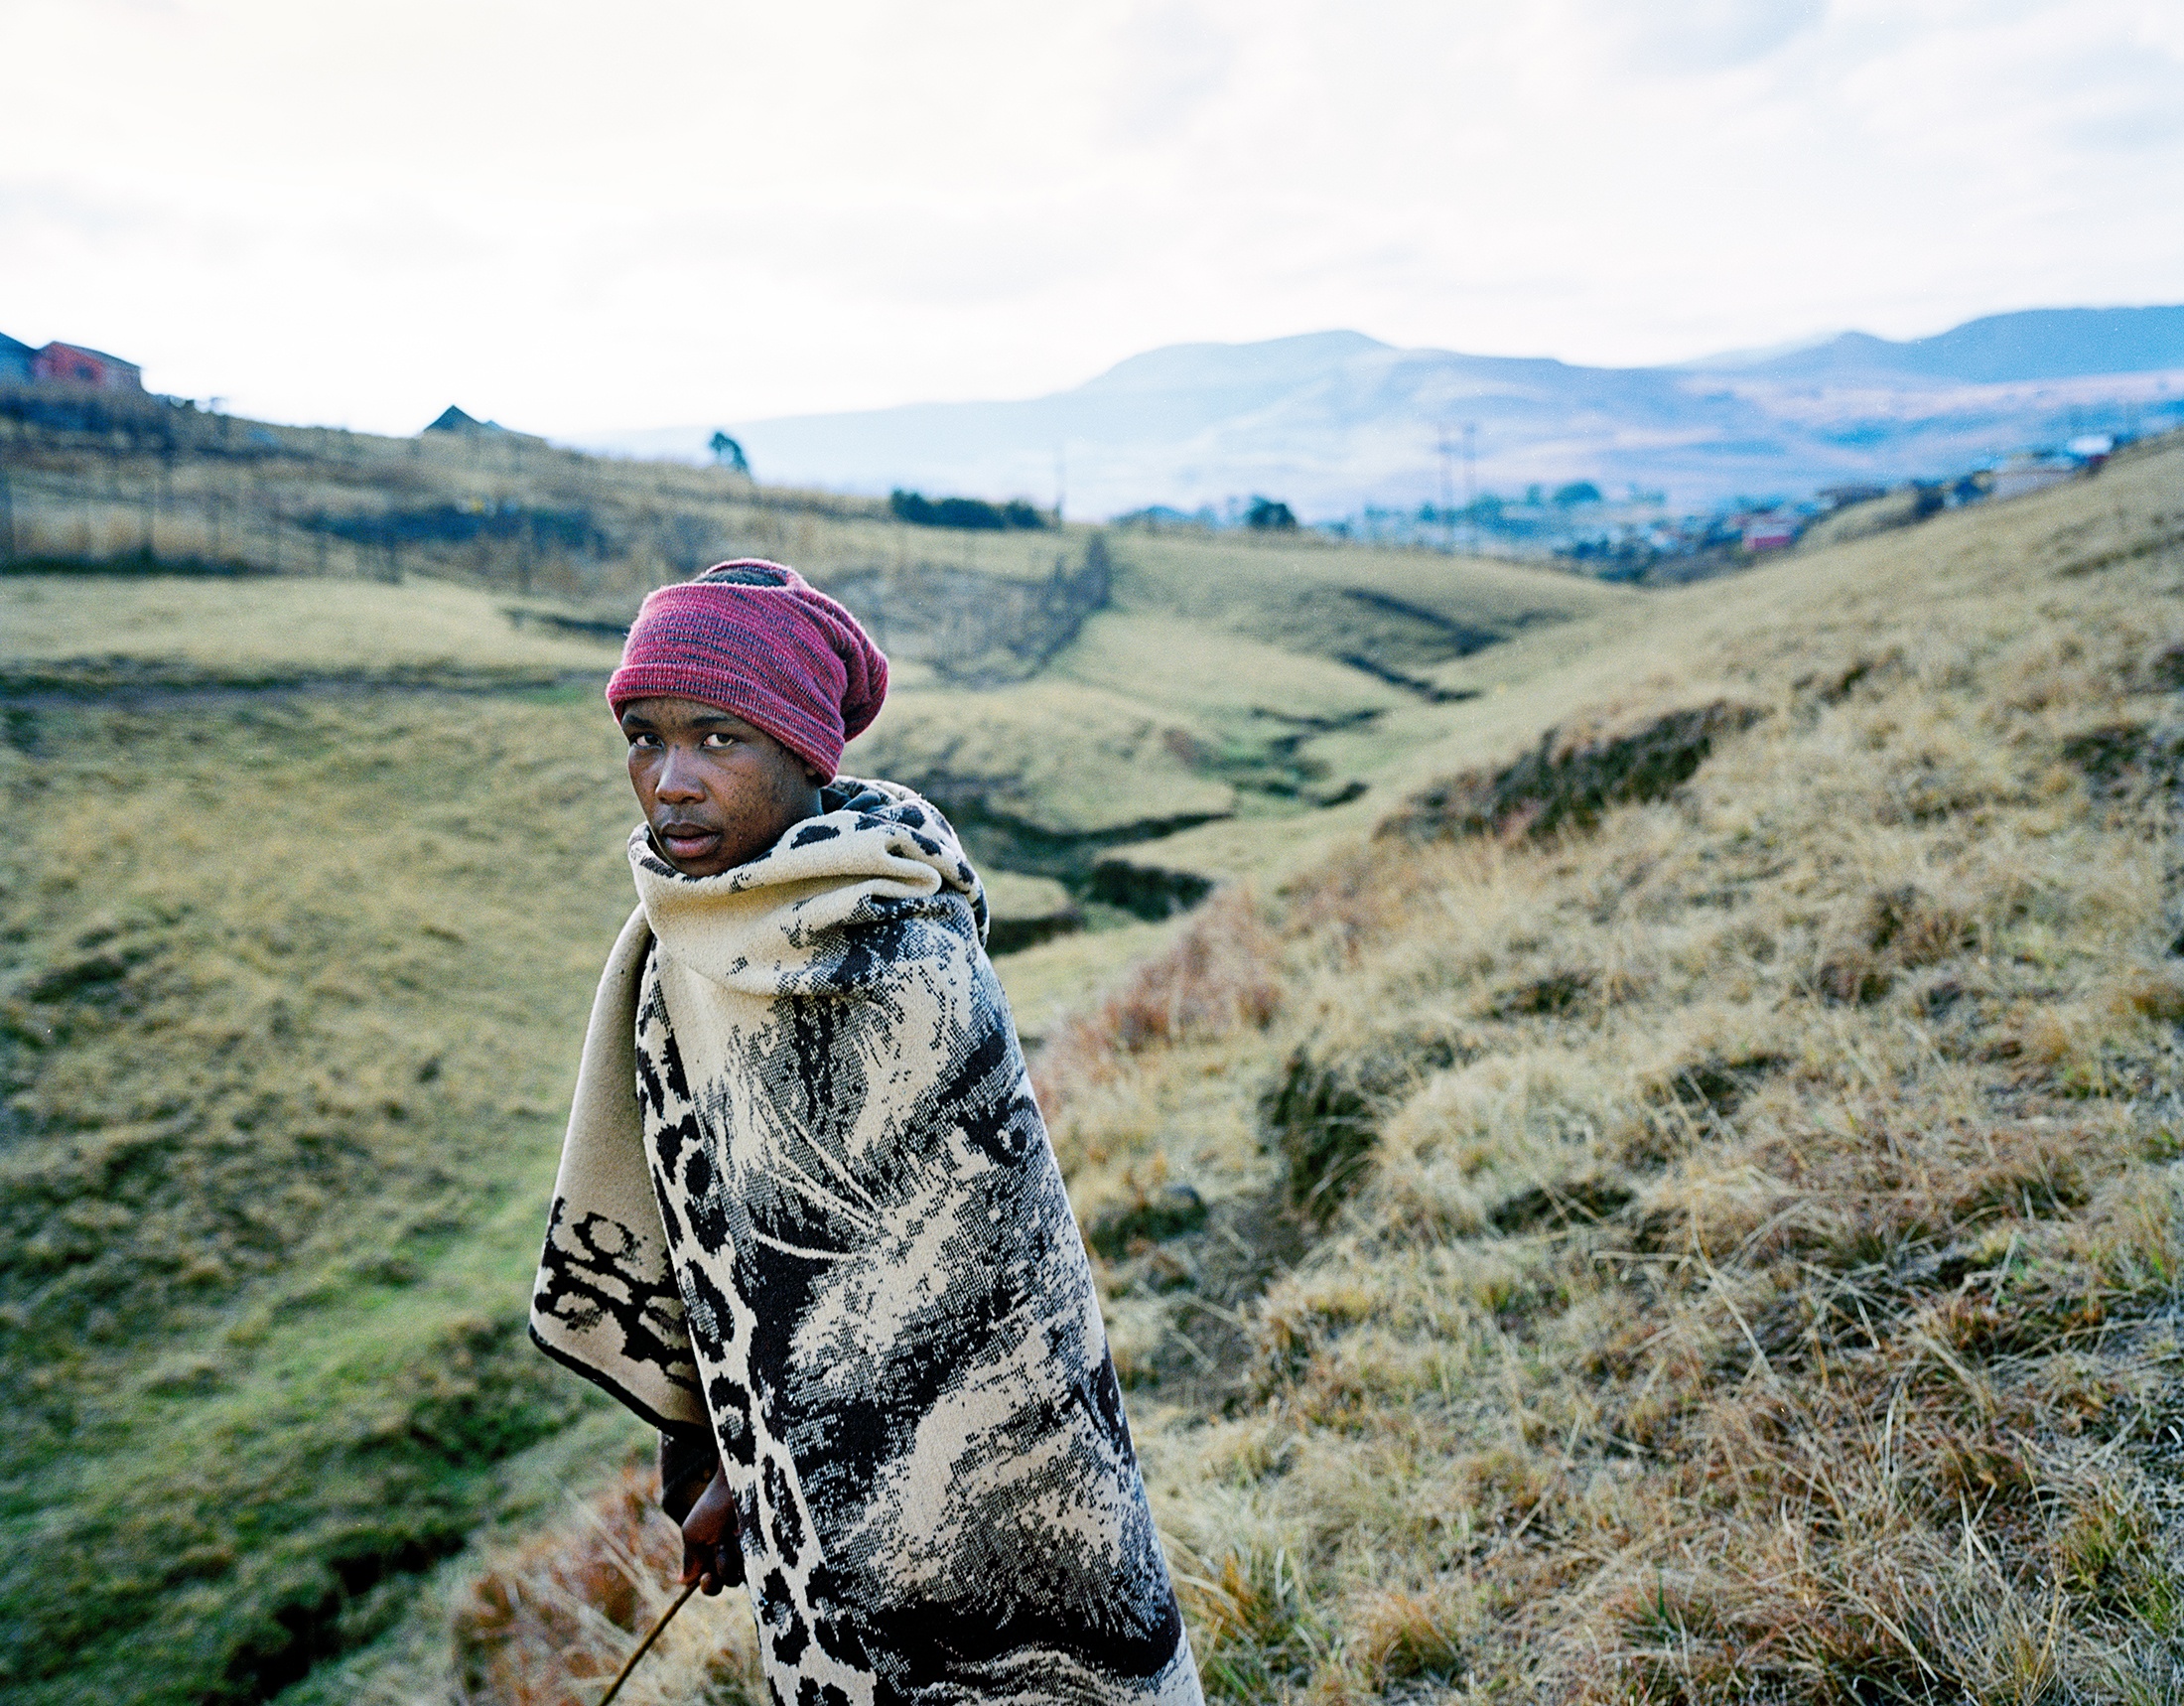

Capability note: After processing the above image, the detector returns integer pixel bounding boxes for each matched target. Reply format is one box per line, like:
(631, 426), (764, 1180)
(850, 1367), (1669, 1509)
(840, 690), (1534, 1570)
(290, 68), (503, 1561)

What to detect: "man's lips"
(656, 821), (723, 857)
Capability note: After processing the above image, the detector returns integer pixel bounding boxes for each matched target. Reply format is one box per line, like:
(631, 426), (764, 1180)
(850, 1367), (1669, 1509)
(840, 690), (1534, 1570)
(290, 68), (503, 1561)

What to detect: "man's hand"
(680, 1467), (744, 1596)
(658, 1427), (717, 1527)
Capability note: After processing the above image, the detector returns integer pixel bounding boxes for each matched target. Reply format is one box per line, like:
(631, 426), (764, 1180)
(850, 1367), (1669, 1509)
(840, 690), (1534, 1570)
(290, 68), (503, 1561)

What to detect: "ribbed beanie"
(606, 561), (888, 780)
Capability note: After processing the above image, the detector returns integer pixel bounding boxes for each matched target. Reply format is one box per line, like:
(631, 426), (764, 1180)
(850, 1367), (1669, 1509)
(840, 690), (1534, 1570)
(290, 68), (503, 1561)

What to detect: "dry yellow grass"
(1024, 435), (2184, 1702)
(1103, 432), (2184, 894)
(853, 676), (1240, 837)
(439, 1468), (766, 1706)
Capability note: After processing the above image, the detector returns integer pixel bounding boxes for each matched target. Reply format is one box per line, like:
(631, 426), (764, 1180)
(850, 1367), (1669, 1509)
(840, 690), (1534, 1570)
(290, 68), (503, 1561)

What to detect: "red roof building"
(1742, 513), (1798, 551)
(32, 342), (143, 392)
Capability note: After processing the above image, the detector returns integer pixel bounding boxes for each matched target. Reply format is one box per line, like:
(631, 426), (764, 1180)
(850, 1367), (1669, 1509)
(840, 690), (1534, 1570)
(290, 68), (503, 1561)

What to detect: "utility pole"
(1463, 421), (1478, 555)
(1435, 423), (1456, 553)
(1054, 442), (1066, 525)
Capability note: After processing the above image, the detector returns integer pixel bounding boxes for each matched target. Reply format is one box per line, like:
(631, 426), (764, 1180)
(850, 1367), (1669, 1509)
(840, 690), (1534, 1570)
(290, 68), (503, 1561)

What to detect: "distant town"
(1102, 436), (2137, 584)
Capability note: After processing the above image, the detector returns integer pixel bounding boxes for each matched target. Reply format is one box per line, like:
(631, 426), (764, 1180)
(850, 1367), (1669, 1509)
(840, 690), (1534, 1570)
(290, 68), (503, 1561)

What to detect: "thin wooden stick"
(598, 1578), (701, 1706)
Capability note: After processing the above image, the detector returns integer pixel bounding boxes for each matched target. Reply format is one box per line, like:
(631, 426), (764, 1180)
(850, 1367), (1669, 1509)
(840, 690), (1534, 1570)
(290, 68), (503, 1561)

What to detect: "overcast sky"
(4, 0), (2179, 436)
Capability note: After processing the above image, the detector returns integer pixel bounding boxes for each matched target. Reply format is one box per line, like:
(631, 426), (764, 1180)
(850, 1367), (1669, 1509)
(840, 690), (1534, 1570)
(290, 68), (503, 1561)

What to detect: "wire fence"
(0, 385), (849, 599)
(0, 464), (387, 580)
(0, 453), (706, 597)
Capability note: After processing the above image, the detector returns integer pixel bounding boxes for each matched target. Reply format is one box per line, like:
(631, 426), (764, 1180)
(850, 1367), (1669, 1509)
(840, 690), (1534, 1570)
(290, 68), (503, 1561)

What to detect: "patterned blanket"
(531, 779), (1200, 1705)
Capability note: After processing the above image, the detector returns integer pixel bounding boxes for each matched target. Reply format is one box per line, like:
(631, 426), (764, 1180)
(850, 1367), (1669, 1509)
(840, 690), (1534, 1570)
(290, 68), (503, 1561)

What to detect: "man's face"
(619, 696), (823, 878)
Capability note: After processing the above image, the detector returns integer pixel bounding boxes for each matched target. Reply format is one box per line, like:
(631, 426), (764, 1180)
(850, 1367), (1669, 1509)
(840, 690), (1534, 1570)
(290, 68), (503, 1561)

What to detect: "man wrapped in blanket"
(530, 561), (1201, 1706)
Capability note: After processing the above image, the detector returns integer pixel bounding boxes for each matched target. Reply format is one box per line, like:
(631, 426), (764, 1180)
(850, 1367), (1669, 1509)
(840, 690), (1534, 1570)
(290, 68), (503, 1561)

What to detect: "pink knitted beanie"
(606, 561), (888, 779)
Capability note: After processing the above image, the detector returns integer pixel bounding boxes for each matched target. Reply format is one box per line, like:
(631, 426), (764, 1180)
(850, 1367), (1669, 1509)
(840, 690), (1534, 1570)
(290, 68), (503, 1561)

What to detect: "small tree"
(1246, 496), (1297, 531)
(1553, 481), (1603, 507)
(709, 431), (750, 476)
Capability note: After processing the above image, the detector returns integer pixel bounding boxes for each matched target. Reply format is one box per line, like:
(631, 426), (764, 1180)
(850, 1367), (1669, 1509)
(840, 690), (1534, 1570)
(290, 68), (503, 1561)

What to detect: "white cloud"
(0, 0), (2176, 435)
(1564, 0), (1828, 73)
(1104, 1), (1242, 145)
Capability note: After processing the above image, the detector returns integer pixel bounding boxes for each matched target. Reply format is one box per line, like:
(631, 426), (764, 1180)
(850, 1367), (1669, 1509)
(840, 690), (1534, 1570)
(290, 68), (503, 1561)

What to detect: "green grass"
(0, 574), (624, 683)
(0, 690), (649, 1702)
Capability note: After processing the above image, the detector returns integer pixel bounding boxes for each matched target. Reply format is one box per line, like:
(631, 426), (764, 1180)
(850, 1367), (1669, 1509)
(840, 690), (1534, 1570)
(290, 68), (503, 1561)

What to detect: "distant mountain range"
(573, 306), (2184, 518)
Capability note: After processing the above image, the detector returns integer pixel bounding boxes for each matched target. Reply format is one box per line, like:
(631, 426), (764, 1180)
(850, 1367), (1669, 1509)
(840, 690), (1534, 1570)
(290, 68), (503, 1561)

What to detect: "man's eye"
(702, 733), (737, 749)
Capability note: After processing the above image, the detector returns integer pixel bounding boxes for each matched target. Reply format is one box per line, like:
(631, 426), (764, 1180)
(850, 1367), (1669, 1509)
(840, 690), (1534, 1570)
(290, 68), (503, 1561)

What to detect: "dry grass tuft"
(1032, 888), (1283, 1110)
(448, 1469), (762, 1706)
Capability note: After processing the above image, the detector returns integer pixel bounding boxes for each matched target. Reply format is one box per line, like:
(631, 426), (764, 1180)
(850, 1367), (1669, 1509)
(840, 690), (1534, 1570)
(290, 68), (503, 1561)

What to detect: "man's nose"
(655, 746), (705, 802)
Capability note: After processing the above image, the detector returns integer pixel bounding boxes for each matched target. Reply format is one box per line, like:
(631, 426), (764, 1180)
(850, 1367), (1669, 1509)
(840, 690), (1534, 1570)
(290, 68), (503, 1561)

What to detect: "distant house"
(2066, 433), (2116, 472)
(1116, 504), (1212, 530)
(423, 404), (546, 447)
(32, 341), (143, 391)
(1990, 453), (2077, 501)
(0, 332), (34, 384)
(1742, 513), (1799, 552)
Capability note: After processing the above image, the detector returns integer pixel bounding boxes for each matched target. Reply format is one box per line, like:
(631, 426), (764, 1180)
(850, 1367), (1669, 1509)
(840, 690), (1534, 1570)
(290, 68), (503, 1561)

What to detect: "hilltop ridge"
(1709, 304), (2184, 384)
(583, 305), (2184, 519)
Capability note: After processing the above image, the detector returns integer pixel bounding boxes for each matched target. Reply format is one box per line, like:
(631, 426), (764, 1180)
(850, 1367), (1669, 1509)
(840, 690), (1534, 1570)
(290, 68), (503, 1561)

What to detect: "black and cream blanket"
(531, 779), (1200, 1706)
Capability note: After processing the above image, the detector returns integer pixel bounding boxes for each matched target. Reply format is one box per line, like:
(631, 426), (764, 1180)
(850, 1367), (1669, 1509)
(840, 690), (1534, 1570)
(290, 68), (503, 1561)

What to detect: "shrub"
(887, 490), (1049, 530)
(1379, 699), (1768, 843)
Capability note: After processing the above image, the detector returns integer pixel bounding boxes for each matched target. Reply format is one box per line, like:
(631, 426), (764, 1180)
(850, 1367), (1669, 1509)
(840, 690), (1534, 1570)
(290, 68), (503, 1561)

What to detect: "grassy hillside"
(0, 685), (646, 1703)
(1, 387), (879, 594)
(1035, 432), (2184, 1701)
(6, 406), (2170, 1703)
(0, 572), (624, 688)
(362, 432), (2183, 1704)
(0, 415), (1629, 1701)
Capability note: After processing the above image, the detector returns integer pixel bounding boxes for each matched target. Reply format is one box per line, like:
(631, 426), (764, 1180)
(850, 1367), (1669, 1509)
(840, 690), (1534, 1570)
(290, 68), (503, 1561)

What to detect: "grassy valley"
(2, 408), (2179, 1703)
